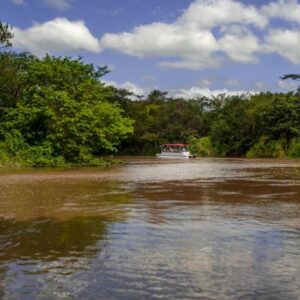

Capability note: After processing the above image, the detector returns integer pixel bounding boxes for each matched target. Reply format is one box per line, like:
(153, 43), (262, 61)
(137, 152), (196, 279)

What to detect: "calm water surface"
(0, 158), (299, 299)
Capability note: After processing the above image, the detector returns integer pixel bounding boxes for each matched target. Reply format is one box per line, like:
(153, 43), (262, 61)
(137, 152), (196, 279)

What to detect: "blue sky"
(1, 0), (300, 97)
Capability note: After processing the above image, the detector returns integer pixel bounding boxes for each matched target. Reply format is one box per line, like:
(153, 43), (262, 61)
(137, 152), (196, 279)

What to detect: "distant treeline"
(1, 22), (300, 166)
(114, 89), (300, 158)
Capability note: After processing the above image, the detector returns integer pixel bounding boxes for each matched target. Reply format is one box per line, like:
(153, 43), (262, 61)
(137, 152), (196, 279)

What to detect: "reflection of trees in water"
(0, 265), (5, 299)
(0, 178), (133, 296)
(0, 216), (112, 296)
(0, 216), (113, 298)
(0, 216), (109, 261)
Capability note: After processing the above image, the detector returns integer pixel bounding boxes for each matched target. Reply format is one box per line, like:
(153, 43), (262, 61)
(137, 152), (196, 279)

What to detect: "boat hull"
(156, 151), (190, 158)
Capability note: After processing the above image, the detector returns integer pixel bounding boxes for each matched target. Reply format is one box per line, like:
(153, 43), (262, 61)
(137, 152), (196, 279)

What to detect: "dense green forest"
(1, 22), (300, 166)
(115, 89), (300, 158)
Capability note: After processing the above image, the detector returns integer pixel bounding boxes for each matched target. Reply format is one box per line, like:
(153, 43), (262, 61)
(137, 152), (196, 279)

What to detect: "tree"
(147, 90), (168, 103)
(0, 52), (34, 109)
(0, 54), (134, 164)
(0, 22), (13, 48)
(262, 93), (300, 148)
(281, 74), (300, 81)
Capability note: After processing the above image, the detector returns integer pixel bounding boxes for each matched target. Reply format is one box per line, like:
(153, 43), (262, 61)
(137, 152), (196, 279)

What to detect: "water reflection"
(0, 217), (108, 261)
(0, 159), (299, 299)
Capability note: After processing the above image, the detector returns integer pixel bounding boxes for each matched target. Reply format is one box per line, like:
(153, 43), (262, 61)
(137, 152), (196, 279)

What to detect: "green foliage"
(281, 74), (300, 81)
(209, 97), (252, 156)
(0, 22), (13, 48)
(0, 53), (133, 166)
(188, 136), (216, 157)
(118, 95), (208, 155)
(261, 93), (300, 148)
(116, 90), (300, 158)
(1, 44), (300, 164)
(288, 139), (300, 157)
(0, 131), (65, 167)
(246, 137), (286, 158)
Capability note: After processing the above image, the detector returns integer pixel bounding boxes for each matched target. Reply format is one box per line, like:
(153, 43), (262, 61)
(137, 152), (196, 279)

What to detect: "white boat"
(156, 144), (191, 158)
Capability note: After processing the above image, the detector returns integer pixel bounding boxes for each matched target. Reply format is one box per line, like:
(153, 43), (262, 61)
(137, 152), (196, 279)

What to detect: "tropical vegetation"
(1, 21), (300, 166)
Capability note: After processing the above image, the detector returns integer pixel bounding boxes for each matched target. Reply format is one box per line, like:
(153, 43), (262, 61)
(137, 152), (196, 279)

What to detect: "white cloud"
(99, 0), (269, 69)
(168, 87), (254, 99)
(99, 0), (300, 69)
(12, 18), (101, 54)
(42, 0), (73, 10)
(262, 0), (300, 24)
(103, 80), (145, 99)
(10, 0), (300, 69)
(101, 22), (221, 69)
(101, 23), (219, 59)
(265, 29), (300, 64)
(103, 80), (254, 100)
(278, 79), (299, 91)
(218, 26), (261, 63)
(119, 81), (145, 96)
(178, 0), (268, 29)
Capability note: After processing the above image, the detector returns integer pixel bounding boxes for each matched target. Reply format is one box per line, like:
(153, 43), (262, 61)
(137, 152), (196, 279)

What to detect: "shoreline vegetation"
(1, 22), (300, 167)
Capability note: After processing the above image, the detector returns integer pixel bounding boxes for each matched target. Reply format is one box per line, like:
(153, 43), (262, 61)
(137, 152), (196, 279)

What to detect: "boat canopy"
(161, 144), (188, 147)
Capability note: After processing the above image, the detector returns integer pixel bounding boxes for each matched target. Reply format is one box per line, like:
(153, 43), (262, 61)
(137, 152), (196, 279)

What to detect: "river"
(0, 158), (299, 299)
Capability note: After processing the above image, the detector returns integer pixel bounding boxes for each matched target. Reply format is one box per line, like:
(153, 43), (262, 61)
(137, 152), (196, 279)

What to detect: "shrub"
(188, 136), (216, 157)
(246, 137), (286, 158)
(287, 139), (300, 157)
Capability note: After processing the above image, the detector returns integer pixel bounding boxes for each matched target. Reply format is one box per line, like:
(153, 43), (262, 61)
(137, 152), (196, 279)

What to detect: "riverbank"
(2, 157), (300, 181)
(0, 156), (124, 168)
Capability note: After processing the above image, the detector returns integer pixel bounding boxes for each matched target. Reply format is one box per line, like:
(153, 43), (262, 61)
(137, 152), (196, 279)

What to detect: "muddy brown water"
(0, 158), (299, 299)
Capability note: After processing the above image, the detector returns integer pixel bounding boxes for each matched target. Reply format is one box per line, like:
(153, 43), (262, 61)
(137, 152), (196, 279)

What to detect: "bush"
(0, 134), (66, 167)
(288, 139), (300, 157)
(246, 137), (286, 158)
(188, 136), (216, 157)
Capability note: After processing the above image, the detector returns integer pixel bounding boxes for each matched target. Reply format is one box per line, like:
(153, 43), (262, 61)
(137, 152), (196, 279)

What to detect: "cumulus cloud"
(101, 23), (219, 58)
(12, 18), (101, 54)
(99, 0), (300, 69)
(262, 0), (300, 24)
(265, 29), (300, 64)
(42, 0), (73, 10)
(218, 26), (261, 63)
(178, 0), (268, 29)
(99, 0), (269, 69)
(10, 0), (300, 68)
(101, 19), (220, 70)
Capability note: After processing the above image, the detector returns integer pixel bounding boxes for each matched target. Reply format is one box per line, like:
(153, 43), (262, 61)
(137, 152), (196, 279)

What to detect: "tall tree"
(0, 54), (134, 164)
